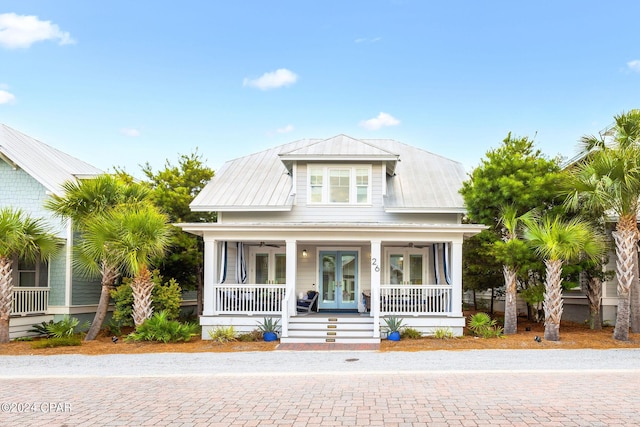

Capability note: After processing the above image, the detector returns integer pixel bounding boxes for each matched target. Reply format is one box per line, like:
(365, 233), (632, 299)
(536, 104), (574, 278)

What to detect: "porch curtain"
(443, 243), (451, 285)
(219, 241), (228, 283)
(432, 244), (441, 284)
(235, 242), (247, 284)
(432, 243), (451, 285)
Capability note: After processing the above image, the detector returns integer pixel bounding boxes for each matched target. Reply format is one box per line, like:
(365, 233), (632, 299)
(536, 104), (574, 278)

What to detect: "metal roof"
(0, 124), (103, 195)
(191, 135), (467, 212)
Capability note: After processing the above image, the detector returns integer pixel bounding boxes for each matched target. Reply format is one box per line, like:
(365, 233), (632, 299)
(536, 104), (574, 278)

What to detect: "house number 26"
(371, 258), (380, 272)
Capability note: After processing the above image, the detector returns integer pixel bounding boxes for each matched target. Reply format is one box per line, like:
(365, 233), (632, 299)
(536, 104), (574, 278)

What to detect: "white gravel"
(0, 349), (639, 378)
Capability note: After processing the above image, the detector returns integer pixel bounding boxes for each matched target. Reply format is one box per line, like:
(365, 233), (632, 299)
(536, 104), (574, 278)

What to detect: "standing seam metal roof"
(0, 124), (103, 195)
(190, 135), (466, 211)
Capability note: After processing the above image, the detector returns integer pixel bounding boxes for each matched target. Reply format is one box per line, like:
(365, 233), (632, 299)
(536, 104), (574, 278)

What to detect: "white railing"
(380, 285), (451, 315)
(281, 291), (290, 338)
(11, 287), (50, 316)
(213, 284), (286, 315)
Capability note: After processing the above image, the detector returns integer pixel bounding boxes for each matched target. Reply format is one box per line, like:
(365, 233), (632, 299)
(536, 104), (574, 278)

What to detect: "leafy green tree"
(564, 110), (640, 340)
(460, 133), (563, 229)
(0, 208), (60, 343)
(45, 174), (150, 340)
(522, 213), (606, 341)
(460, 133), (563, 332)
(140, 150), (215, 314)
(462, 231), (502, 311)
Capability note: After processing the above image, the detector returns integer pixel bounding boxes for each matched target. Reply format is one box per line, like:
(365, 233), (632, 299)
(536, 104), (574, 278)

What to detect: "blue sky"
(2, 1), (640, 177)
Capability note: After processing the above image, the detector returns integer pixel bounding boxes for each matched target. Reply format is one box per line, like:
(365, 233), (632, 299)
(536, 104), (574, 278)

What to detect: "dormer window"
(308, 165), (371, 205)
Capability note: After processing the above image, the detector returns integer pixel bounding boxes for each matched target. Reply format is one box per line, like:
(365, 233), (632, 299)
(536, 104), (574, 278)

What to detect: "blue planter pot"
(263, 332), (278, 342)
(387, 331), (401, 341)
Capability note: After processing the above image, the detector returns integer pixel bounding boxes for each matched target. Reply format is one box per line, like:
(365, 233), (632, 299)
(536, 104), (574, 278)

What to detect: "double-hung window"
(308, 165), (371, 205)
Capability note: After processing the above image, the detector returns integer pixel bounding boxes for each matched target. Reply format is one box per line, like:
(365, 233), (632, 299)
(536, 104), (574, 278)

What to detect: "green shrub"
(433, 327), (455, 339)
(237, 329), (263, 342)
(208, 325), (237, 343)
(13, 336), (34, 342)
(401, 327), (422, 339)
(468, 312), (503, 338)
(30, 316), (90, 338)
(126, 311), (198, 343)
(29, 320), (55, 337)
(31, 336), (82, 348)
(111, 271), (183, 327)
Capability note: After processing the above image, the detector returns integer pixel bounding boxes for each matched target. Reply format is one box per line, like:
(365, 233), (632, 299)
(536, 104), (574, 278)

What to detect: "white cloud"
(276, 124), (294, 134)
(0, 13), (75, 49)
(243, 68), (298, 90)
(359, 112), (400, 130)
(121, 128), (141, 137)
(0, 89), (16, 104)
(627, 60), (640, 72)
(355, 37), (382, 44)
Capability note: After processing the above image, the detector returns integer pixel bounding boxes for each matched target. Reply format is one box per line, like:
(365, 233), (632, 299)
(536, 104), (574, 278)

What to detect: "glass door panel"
(274, 254), (286, 284)
(319, 251), (358, 310)
(255, 253), (269, 284)
(389, 254), (404, 284)
(409, 255), (423, 285)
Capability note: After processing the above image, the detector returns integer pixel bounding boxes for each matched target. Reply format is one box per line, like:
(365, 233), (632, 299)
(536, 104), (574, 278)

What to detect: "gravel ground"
(1, 349), (639, 378)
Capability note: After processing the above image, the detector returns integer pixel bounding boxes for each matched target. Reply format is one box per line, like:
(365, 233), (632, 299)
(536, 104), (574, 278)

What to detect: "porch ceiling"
(176, 222), (486, 241)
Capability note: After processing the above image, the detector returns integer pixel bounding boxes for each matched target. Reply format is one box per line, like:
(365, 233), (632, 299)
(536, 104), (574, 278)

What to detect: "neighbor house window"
(13, 257), (49, 287)
(308, 165), (371, 204)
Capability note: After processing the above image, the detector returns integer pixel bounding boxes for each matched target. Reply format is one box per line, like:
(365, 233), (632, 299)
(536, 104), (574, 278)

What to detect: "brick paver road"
(1, 350), (639, 426)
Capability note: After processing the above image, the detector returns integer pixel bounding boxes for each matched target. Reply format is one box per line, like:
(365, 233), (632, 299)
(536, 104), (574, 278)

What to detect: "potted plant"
(258, 317), (280, 342)
(383, 316), (404, 341)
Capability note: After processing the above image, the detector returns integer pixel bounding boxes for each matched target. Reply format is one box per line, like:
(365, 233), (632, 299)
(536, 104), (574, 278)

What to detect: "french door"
(386, 249), (427, 285)
(319, 251), (358, 310)
(251, 248), (286, 284)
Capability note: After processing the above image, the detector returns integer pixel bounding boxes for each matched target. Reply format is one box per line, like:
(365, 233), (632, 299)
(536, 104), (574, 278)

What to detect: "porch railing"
(213, 284), (286, 315)
(380, 285), (451, 315)
(11, 287), (50, 316)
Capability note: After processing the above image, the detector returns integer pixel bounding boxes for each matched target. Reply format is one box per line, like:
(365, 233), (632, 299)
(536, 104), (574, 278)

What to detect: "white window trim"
(307, 164), (372, 205)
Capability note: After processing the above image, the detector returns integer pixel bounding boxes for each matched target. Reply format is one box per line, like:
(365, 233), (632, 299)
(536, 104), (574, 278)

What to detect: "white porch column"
(203, 238), (218, 316)
(371, 239), (381, 338)
(285, 239), (297, 316)
(451, 241), (463, 317)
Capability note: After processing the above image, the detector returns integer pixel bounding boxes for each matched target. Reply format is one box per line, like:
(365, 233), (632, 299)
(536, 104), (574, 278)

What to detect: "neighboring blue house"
(0, 124), (103, 338)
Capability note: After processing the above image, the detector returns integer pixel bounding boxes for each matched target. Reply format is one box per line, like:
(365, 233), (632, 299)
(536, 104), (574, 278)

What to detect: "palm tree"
(0, 208), (59, 343)
(564, 109), (640, 340)
(496, 206), (523, 335)
(45, 174), (151, 340)
(89, 204), (173, 327)
(522, 213), (606, 341)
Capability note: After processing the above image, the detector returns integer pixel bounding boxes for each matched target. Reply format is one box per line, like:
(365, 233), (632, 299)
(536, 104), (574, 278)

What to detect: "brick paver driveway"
(1, 350), (639, 426)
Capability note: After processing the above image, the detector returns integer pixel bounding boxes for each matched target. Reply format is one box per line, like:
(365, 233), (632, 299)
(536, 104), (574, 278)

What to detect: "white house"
(0, 124), (103, 338)
(179, 135), (484, 343)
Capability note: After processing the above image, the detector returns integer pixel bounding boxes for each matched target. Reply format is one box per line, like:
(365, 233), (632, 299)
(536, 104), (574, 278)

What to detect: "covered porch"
(179, 223), (483, 342)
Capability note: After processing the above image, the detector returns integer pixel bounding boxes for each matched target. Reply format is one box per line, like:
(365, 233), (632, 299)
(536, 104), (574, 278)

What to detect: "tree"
(88, 204), (173, 327)
(0, 208), (59, 343)
(492, 206), (532, 334)
(45, 174), (151, 340)
(522, 213), (606, 341)
(564, 110), (640, 340)
(460, 133), (563, 333)
(139, 150), (215, 315)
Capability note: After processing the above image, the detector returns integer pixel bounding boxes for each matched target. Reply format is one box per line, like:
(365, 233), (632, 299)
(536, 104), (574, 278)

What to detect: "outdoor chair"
(297, 291), (318, 313)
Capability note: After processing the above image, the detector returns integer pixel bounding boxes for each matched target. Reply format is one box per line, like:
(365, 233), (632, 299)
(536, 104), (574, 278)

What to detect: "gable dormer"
(279, 135), (399, 206)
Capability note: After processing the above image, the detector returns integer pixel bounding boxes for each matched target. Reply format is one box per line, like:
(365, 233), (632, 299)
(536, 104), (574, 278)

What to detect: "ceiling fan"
(247, 241), (281, 248)
(403, 242), (430, 249)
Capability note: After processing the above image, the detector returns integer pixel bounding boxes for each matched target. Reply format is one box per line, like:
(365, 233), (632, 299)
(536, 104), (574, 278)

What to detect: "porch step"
(281, 315), (379, 344)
